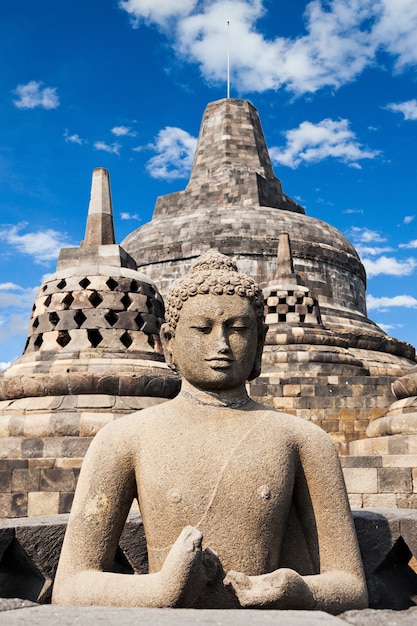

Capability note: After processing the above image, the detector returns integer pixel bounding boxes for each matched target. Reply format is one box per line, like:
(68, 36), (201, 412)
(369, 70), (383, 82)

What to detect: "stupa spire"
(152, 98), (305, 217)
(273, 232), (298, 283)
(82, 167), (115, 246)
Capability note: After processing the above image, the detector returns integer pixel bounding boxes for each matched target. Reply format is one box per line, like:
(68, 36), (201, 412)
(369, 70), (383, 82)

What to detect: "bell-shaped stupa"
(0, 168), (179, 518)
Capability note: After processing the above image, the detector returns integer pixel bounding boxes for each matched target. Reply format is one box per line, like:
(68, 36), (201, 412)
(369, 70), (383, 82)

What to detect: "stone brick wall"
(0, 438), (90, 517)
(342, 455), (417, 509)
(251, 346), (402, 453)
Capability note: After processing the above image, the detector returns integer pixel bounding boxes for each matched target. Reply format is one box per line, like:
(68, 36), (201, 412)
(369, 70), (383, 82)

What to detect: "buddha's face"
(162, 293), (258, 392)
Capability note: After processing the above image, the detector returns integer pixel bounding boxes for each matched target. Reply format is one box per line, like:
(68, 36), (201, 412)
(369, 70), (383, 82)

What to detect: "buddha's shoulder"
(251, 401), (333, 442)
(92, 402), (175, 442)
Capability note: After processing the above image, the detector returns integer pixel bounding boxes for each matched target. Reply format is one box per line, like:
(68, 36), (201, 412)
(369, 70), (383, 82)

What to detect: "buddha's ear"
(248, 323), (268, 381)
(160, 323), (177, 371)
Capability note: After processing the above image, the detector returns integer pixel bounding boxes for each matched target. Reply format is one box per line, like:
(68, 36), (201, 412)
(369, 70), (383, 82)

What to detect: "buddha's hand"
(159, 526), (219, 607)
(224, 568), (315, 609)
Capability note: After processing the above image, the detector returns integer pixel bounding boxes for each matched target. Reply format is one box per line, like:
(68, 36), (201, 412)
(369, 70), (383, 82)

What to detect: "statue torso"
(132, 402), (299, 577)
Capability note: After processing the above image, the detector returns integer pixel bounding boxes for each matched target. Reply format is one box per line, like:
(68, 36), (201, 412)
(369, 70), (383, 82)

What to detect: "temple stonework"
(1, 98), (417, 518)
(0, 168), (179, 518)
(122, 98), (416, 453)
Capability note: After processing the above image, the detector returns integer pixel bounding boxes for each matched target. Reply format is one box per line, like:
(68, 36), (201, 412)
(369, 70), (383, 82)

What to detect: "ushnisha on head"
(162, 250), (267, 381)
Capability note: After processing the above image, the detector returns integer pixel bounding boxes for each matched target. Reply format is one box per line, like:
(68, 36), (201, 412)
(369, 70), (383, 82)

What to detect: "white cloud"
(372, 0), (417, 71)
(400, 239), (417, 249)
(355, 244), (393, 257)
(94, 141), (121, 155)
(403, 215), (415, 224)
(0, 223), (71, 264)
(377, 322), (401, 334)
(385, 99), (417, 120)
(120, 212), (140, 221)
(119, 0), (198, 26)
(0, 362), (11, 372)
(13, 80), (59, 109)
(343, 208), (364, 215)
(269, 118), (379, 169)
(119, 0), (417, 95)
(64, 129), (84, 144)
(367, 294), (417, 311)
(111, 126), (137, 137)
(0, 282), (25, 291)
(347, 226), (386, 243)
(146, 126), (197, 180)
(363, 255), (417, 278)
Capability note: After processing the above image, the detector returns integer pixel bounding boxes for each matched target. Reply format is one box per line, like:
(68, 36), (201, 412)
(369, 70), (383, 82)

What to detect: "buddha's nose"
(214, 326), (230, 352)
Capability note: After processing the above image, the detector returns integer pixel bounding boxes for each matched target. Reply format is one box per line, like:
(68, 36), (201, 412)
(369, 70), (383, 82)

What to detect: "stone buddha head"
(160, 251), (267, 392)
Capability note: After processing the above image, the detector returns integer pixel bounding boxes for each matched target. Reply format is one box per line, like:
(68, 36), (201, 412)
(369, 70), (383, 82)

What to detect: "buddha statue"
(52, 251), (367, 613)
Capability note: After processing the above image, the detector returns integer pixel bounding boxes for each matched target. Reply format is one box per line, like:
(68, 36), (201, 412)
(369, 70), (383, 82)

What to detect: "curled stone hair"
(164, 250), (265, 332)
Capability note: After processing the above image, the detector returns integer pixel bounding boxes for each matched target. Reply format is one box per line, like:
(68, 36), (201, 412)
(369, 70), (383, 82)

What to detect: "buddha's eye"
(191, 325), (212, 334)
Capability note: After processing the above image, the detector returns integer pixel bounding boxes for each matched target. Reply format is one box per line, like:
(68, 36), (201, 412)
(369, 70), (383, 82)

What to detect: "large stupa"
(122, 98), (416, 452)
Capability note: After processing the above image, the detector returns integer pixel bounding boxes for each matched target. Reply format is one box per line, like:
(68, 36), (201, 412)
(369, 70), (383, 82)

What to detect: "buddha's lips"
(205, 357), (233, 366)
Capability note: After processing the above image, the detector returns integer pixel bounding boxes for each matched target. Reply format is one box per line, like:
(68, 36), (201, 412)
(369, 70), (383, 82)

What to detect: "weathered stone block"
(21, 438), (44, 459)
(378, 468), (412, 494)
(0, 471), (11, 492)
(11, 469), (40, 492)
(343, 468), (378, 494)
(28, 492), (60, 517)
(362, 494), (397, 508)
(59, 492), (74, 514)
(40, 469), (77, 493)
(0, 493), (27, 517)
(396, 494), (417, 509)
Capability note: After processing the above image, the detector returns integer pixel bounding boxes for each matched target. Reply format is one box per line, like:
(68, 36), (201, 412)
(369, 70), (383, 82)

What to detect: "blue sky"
(1, 0), (417, 369)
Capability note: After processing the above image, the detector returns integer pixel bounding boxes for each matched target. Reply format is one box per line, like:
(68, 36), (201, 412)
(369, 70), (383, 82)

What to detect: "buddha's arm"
(225, 426), (368, 613)
(52, 420), (207, 607)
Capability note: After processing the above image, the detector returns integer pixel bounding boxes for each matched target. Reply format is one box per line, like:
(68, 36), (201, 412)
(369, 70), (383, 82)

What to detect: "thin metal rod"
(227, 21), (230, 98)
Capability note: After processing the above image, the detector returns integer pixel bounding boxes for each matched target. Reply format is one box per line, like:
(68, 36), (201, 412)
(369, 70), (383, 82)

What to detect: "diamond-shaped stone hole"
(62, 293), (74, 310)
(135, 313), (145, 330)
(121, 293), (131, 310)
(32, 317), (40, 329)
(42, 284), (48, 292)
(130, 280), (139, 293)
(44, 295), (52, 307)
(74, 310), (87, 328)
(88, 329), (103, 347)
(147, 335), (155, 349)
(49, 312), (59, 327)
(147, 296), (163, 317)
(79, 277), (91, 289)
(105, 311), (119, 327)
(34, 334), (44, 350)
(57, 330), (71, 347)
(89, 291), (104, 308)
(120, 331), (133, 348)
(57, 279), (67, 290)
(106, 277), (118, 291)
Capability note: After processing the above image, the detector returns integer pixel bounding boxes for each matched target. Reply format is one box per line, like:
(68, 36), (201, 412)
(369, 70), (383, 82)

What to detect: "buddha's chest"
(135, 420), (296, 570)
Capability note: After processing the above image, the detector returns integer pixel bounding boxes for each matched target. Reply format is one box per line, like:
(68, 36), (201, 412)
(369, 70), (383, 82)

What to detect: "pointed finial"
(227, 21), (231, 99)
(273, 232), (297, 282)
(82, 168), (115, 246)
